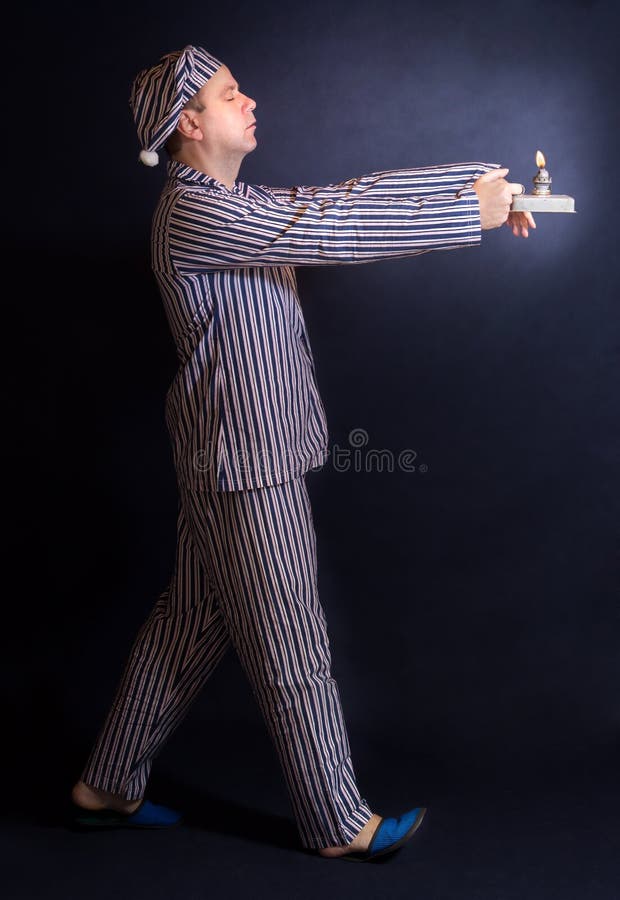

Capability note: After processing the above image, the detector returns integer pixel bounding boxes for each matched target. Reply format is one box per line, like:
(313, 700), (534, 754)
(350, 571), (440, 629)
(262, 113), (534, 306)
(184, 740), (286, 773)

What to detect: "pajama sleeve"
(167, 161), (500, 273)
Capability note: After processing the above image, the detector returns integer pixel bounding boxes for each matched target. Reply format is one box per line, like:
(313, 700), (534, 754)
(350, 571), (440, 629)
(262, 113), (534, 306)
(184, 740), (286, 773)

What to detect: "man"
(70, 45), (534, 861)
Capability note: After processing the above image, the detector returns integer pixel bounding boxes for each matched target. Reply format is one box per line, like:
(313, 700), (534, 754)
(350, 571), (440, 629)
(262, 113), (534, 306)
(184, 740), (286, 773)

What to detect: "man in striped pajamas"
(70, 46), (534, 861)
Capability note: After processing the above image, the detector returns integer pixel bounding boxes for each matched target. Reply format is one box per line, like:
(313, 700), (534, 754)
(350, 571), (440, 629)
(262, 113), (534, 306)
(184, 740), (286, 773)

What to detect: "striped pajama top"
(151, 158), (498, 491)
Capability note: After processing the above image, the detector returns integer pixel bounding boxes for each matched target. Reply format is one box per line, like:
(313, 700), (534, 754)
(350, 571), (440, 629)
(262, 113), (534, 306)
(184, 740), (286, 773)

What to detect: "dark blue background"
(12, 0), (619, 845)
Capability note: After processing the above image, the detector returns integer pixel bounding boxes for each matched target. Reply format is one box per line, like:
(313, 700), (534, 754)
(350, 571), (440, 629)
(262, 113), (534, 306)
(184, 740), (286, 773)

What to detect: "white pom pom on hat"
(139, 149), (160, 167)
(129, 45), (223, 167)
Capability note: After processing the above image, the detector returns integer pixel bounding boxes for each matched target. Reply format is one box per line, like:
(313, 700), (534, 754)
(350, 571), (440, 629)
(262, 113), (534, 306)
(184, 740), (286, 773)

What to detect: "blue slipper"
(71, 798), (183, 830)
(340, 806), (427, 862)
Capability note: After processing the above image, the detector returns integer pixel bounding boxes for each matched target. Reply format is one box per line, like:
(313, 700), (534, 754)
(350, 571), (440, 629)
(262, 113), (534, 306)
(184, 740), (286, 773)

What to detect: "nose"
(243, 94), (256, 112)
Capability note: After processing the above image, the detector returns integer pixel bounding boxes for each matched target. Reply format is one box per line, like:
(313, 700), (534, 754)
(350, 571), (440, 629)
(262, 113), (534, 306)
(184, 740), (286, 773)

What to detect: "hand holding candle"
(474, 168), (534, 237)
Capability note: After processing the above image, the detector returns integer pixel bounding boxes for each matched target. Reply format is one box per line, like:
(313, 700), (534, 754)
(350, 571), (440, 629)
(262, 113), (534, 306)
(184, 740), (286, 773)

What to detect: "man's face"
(190, 64), (257, 160)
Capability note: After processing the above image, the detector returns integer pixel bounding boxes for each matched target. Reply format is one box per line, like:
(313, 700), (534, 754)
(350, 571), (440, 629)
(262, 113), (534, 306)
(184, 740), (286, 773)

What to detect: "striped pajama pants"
(79, 475), (373, 848)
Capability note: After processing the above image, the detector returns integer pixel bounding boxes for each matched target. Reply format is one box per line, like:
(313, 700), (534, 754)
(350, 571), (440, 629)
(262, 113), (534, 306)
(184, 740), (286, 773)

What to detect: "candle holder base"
(511, 194), (576, 213)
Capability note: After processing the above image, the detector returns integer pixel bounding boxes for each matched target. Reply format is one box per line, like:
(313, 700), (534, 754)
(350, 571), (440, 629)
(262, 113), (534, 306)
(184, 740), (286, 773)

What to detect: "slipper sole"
(340, 806), (427, 863)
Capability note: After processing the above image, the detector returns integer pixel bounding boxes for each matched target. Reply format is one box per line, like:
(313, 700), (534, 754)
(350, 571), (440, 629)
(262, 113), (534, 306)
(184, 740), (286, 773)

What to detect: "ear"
(176, 109), (205, 142)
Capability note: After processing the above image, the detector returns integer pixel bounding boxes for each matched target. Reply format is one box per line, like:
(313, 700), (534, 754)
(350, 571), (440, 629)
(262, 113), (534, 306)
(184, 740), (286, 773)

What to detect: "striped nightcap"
(129, 45), (223, 166)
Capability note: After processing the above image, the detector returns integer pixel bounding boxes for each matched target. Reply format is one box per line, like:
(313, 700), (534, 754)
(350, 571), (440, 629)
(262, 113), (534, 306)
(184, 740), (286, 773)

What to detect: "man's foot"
(71, 779), (142, 815)
(317, 813), (383, 858)
(69, 783), (183, 831)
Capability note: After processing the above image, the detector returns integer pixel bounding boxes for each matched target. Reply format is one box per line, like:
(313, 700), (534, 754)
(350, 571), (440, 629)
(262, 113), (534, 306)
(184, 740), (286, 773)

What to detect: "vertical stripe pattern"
(154, 159), (498, 492)
(80, 477), (373, 848)
(80, 158), (500, 848)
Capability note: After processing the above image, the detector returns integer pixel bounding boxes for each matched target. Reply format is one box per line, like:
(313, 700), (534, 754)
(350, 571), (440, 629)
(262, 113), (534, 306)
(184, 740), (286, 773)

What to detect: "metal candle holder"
(511, 150), (576, 213)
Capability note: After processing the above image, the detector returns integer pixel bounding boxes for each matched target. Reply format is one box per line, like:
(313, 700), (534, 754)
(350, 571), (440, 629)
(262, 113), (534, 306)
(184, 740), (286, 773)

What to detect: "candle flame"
(535, 149), (546, 168)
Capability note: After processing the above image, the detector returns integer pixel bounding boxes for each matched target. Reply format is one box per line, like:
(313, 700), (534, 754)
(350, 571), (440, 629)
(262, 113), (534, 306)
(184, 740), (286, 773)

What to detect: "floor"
(5, 731), (618, 900)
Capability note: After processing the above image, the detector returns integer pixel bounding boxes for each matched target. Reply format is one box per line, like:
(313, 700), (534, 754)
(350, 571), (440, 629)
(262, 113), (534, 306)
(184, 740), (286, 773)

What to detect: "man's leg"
(181, 476), (374, 850)
(75, 495), (231, 803)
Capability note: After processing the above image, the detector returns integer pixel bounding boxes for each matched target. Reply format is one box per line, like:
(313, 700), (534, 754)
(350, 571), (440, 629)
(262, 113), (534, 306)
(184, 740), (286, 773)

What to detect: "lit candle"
(533, 150), (552, 196)
(510, 150), (575, 213)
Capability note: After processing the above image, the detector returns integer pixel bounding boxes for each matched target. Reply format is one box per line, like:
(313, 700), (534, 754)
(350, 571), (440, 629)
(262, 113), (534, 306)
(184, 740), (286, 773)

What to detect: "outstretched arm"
(167, 162), (496, 273)
(272, 164), (535, 237)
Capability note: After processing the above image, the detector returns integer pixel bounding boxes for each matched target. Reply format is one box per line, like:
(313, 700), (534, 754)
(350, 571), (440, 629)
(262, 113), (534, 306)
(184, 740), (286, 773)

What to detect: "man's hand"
(505, 209), (536, 238)
(473, 168), (535, 237)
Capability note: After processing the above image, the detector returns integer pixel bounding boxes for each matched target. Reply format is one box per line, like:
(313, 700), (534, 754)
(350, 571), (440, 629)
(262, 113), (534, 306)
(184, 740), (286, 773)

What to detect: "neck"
(172, 146), (243, 189)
